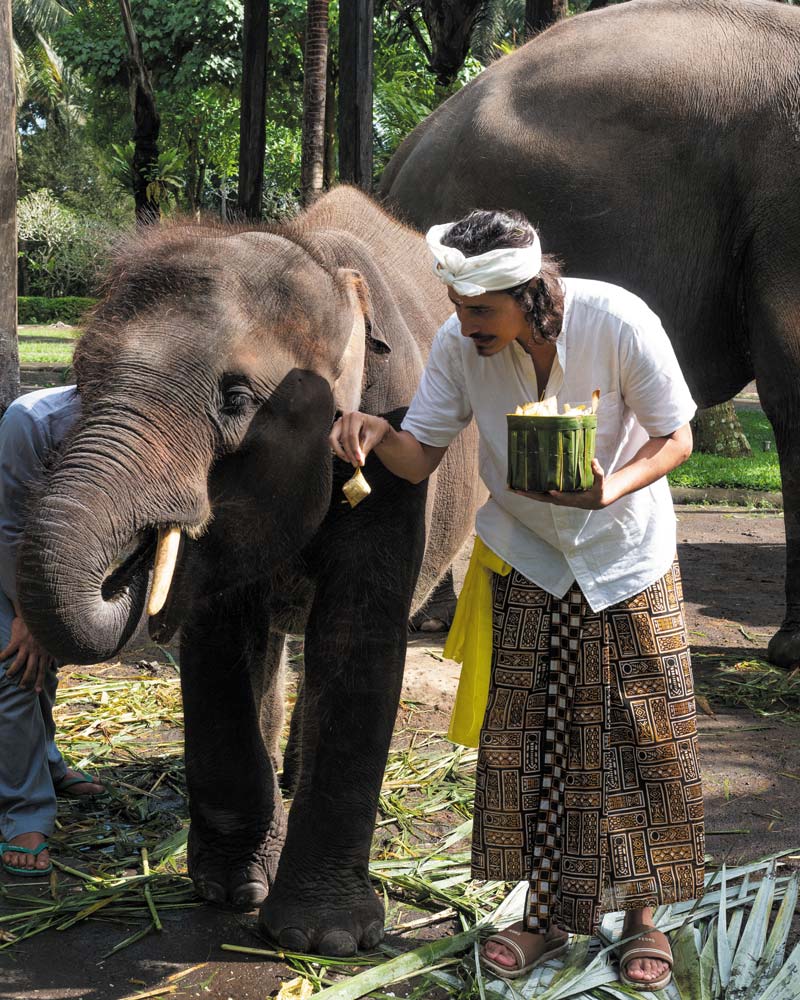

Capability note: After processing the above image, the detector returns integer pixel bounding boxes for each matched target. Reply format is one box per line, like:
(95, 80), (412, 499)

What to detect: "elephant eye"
(219, 378), (255, 416)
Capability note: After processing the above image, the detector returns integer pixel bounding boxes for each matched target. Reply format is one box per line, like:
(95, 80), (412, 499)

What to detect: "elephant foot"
(188, 811), (286, 911)
(258, 878), (385, 956)
(767, 624), (800, 669)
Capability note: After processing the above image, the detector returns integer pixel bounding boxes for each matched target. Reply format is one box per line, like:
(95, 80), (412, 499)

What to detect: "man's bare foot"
(54, 768), (104, 797)
(621, 908), (671, 984)
(1, 832), (50, 872)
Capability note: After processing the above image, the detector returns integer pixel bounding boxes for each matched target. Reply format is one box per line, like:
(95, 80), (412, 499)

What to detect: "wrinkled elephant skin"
(380, 0), (800, 666)
(16, 189), (482, 954)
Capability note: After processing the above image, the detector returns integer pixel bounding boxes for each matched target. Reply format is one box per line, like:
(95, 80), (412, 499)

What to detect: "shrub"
(18, 296), (97, 325)
(17, 189), (117, 298)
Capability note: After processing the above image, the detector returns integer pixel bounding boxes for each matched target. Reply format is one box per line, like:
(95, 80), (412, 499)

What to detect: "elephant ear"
(331, 268), (374, 413)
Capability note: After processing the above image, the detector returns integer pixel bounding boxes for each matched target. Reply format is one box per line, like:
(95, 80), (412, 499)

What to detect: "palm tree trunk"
(692, 401), (752, 457)
(524, 0), (567, 38)
(0, 0), (20, 412)
(300, 0), (330, 206)
(118, 0), (161, 225)
(238, 0), (270, 220)
(323, 47), (337, 189)
(338, 0), (373, 191)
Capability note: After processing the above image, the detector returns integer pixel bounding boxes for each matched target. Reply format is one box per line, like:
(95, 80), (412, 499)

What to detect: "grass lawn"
(668, 408), (780, 492)
(18, 324), (79, 366)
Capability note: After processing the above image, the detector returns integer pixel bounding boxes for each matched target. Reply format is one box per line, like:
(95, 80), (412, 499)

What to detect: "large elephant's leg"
(746, 242), (800, 666)
(181, 587), (287, 909)
(259, 459), (428, 955)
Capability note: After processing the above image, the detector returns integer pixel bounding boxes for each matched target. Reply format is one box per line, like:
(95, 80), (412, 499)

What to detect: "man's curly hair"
(441, 209), (564, 344)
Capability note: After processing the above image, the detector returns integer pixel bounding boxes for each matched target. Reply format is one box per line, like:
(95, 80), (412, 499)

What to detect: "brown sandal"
(618, 928), (673, 991)
(480, 922), (569, 979)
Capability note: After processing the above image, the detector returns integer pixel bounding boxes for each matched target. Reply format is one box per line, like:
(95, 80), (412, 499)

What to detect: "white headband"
(425, 222), (542, 297)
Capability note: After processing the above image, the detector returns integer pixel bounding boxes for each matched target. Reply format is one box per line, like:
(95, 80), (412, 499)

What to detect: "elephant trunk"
(17, 404), (213, 664)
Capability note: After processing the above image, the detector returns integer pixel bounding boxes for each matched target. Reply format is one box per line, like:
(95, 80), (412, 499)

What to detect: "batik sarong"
(471, 559), (705, 935)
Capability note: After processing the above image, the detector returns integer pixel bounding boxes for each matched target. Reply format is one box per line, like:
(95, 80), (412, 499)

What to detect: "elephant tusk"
(148, 526), (182, 617)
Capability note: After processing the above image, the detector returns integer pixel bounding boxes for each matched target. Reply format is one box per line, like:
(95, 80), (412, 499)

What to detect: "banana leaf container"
(507, 413), (597, 492)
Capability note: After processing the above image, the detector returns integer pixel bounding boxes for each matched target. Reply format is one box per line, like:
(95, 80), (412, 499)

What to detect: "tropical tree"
(300, 0), (329, 204)
(10, 0), (74, 108)
(1, 0), (20, 410)
(117, 0), (160, 223)
(238, 0), (269, 219)
(56, 0), (243, 216)
(525, 0), (566, 36)
(339, 0), (373, 189)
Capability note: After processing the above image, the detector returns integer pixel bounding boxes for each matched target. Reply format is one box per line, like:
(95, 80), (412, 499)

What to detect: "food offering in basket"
(507, 390), (600, 493)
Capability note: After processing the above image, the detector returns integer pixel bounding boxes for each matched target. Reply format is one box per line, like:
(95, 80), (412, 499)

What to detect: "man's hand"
(0, 615), (54, 692)
(330, 412), (392, 467)
(509, 459), (613, 510)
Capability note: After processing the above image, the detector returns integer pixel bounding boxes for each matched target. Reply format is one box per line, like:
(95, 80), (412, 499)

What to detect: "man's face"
(447, 287), (531, 356)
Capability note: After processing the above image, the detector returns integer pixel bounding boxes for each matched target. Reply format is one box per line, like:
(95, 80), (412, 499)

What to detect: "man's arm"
(330, 412), (448, 484)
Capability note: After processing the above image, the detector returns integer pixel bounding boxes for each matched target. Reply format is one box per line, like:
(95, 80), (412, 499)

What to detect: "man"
(0, 385), (103, 877)
(330, 209), (704, 990)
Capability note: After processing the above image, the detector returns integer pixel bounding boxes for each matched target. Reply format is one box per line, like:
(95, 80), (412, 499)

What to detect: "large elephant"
(380, 0), (800, 666)
(15, 188), (481, 955)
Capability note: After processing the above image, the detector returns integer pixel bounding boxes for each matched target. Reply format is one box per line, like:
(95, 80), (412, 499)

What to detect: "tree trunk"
(323, 35), (337, 189)
(238, 0), (270, 221)
(0, 0), (19, 412)
(300, 0), (330, 206)
(338, 0), (373, 191)
(525, 0), (567, 38)
(691, 401), (752, 458)
(118, 0), (161, 225)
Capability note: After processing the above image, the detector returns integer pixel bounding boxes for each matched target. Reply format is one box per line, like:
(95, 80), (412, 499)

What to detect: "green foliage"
(668, 409), (781, 492)
(373, 17), (483, 174)
(55, 0), (243, 92)
(17, 190), (116, 297)
(18, 297), (96, 325)
(109, 142), (185, 208)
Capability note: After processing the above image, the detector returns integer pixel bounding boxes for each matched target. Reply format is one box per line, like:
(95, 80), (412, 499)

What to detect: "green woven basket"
(507, 413), (597, 492)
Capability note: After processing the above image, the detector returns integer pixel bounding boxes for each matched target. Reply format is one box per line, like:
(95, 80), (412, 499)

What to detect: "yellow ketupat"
(342, 466), (371, 507)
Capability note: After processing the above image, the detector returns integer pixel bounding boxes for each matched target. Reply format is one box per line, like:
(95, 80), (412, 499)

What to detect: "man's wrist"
(374, 418), (394, 449)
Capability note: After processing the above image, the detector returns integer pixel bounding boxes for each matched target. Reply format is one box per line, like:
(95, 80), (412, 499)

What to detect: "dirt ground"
(1, 504), (797, 1000)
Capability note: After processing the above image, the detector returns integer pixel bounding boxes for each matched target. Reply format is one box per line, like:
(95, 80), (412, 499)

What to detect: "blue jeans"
(0, 588), (64, 842)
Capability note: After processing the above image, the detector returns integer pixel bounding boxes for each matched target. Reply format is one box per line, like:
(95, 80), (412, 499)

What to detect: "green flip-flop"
(0, 841), (53, 877)
(54, 770), (105, 798)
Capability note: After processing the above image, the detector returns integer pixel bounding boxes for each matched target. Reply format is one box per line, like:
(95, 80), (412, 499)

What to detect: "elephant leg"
(250, 631), (286, 774)
(259, 461), (428, 955)
(746, 241), (800, 666)
(181, 586), (287, 910)
(409, 567), (457, 632)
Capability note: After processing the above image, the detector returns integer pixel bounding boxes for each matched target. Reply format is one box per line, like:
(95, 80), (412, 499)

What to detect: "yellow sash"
(443, 537), (511, 747)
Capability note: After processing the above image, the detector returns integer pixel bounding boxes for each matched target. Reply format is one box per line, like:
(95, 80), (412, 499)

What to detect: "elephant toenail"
(194, 876), (227, 904)
(278, 927), (312, 952)
(318, 930), (358, 956)
(362, 921), (385, 949)
(230, 880), (268, 911)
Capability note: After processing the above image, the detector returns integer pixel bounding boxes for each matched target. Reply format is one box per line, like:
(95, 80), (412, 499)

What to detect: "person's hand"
(509, 459), (614, 510)
(330, 411), (392, 467)
(0, 616), (54, 692)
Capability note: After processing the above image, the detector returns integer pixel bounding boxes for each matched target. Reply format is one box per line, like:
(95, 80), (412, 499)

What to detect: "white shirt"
(401, 277), (696, 611)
